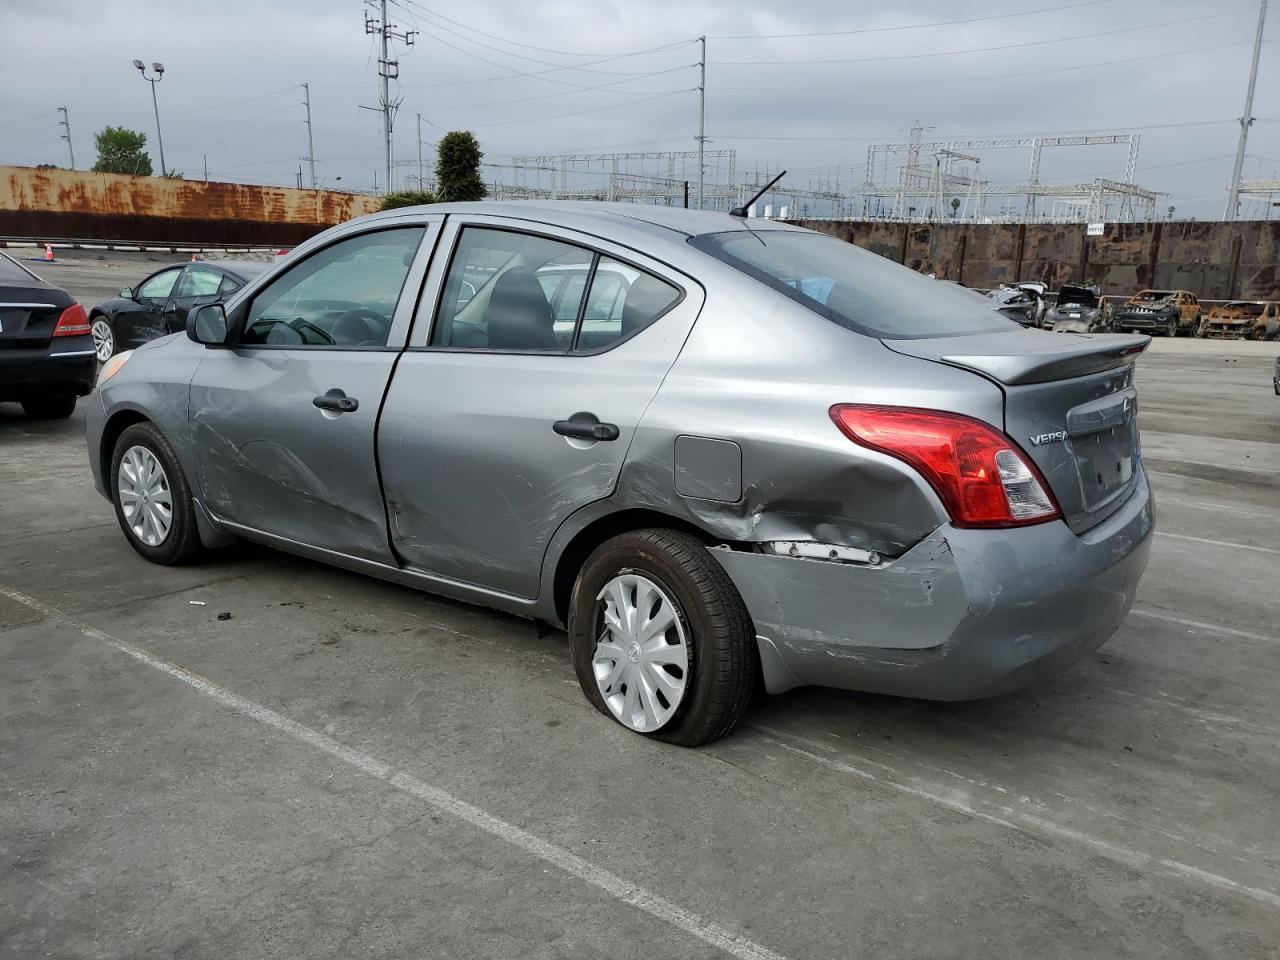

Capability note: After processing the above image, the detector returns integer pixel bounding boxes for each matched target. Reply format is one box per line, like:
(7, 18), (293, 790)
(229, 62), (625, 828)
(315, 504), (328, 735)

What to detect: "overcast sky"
(1, 0), (1276, 219)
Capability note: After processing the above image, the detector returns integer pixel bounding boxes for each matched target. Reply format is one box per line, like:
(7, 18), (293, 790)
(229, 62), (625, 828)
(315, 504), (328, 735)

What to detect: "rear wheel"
(110, 422), (204, 565)
(91, 316), (116, 362)
(1193, 317), (1207, 338)
(568, 529), (757, 747)
(21, 395), (76, 419)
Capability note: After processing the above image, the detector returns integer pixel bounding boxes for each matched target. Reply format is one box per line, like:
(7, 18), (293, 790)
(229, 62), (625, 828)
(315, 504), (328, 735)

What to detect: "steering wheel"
(331, 308), (391, 345)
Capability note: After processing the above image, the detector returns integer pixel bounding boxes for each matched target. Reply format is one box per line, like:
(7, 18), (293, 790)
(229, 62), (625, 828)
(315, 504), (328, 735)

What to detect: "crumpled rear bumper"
(713, 467), (1154, 701)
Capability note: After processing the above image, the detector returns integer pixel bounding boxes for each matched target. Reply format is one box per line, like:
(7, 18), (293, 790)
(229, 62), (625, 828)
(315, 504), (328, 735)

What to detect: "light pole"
(133, 59), (167, 176)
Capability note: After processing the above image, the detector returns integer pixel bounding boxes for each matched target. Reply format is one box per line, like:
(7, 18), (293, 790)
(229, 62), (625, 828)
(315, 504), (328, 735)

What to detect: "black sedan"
(88, 260), (268, 362)
(0, 251), (96, 419)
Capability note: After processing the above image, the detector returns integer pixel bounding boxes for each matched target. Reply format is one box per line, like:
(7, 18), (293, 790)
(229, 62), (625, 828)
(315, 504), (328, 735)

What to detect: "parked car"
(85, 203), (1154, 746)
(0, 250), (95, 419)
(986, 282), (1047, 327)
(1200, 300), (1280, 341)
(1274, 354), (1280, 395)
(1047, 285), (1108, 333)
(88, 260), (268, 362)
(1112, 289), (1200, 337)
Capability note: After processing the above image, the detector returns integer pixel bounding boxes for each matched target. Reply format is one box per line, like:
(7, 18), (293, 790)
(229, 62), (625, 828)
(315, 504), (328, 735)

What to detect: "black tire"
(21, 395), (76, 419)
(568, 528), (758, 747)
(1165, 318), (1177, 337)
(109, 421), (204, 565)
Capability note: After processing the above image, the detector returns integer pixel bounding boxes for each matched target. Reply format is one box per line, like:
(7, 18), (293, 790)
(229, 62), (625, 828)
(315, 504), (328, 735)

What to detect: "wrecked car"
(1047, 285), (1109, 334)
(986, 281), (1047, 327)
(1112, 289), (1201, 337)
(1200, 300), (1280, 341)
(85, 203), (1154, 746)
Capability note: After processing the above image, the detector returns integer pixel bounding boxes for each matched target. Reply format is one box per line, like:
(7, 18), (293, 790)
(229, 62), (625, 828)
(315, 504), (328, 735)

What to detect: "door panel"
(378, 219), (702, 598)
(191, 351), (399, 560)
(188, 218), (440, 561)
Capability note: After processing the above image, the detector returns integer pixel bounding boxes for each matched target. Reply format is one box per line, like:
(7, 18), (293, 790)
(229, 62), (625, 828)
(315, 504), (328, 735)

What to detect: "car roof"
(361, 200), (804, 242)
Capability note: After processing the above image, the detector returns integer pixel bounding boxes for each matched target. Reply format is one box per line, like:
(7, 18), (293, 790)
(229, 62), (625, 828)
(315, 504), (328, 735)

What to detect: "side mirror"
(187, 303), (229, 347)
(120, 287), (134, 299)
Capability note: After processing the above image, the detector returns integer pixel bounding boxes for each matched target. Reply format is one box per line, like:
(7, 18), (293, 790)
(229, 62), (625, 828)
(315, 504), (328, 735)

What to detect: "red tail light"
(830, 404), (1061, 528)
(52, 303), (91, 337)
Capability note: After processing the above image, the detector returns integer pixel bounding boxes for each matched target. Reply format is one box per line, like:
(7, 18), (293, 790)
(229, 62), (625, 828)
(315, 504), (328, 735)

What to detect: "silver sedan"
(85, 203), (1154, 746)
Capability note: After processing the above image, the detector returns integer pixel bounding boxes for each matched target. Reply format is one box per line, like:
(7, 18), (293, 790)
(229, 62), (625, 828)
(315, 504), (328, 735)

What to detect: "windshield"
(688, 230), (1015, 339)
(1134, 290), (1174, 302)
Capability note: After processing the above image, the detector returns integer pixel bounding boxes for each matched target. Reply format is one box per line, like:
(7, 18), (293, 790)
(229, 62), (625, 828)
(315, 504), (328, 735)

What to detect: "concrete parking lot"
(2, 298), (1278, 955)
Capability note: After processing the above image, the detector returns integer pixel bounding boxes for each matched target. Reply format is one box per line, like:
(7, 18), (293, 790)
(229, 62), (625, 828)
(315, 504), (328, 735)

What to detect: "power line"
(466, 89), (695, 129)
(713, 41), (1257, 93)
(715, 9), (1255, 65)
(429, 64), (698, 111)
(165, 85), (299, 117)
(710, 0), (1116, 39)
(396, 0), (692, 58)
(713, 119), (1241, 142)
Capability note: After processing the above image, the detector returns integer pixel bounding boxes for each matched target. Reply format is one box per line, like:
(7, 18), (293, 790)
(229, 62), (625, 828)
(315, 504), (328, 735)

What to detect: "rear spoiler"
(941, 334), (1150, 385)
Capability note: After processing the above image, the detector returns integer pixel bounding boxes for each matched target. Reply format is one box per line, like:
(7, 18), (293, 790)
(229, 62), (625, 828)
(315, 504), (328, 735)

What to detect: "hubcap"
(92, 319), (114, 362)
(117, 445), (173, 546)
(592, 573), (689, 733)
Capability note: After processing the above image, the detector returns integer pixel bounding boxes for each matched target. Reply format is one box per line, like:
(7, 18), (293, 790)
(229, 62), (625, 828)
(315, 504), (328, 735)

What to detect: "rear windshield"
(0, 253), (38, 284)
(688, 230), (1016, 339)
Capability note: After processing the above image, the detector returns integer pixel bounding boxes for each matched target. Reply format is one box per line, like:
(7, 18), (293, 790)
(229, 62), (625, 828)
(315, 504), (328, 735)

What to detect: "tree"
(379, 190), (436, 211)
(92, 127), (152, 176)
(435, 131), (486, 202)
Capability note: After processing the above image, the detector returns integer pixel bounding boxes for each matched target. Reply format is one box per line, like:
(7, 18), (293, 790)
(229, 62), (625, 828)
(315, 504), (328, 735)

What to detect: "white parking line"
(0, 585), (788, 960)
(1152, 496), (1279, 520)
(1155, 531), (1280, 555)
(1130, 606), (1279, 646)
(749, 724), (1280, 909)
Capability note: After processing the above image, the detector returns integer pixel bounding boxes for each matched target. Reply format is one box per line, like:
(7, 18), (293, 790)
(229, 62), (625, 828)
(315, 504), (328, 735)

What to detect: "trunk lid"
(0, 281), (73, 350)
(885, 328), (1149, 533)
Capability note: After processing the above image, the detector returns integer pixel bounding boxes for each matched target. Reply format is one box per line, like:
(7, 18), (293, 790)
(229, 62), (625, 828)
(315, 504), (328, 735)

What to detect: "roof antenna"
(730, 170), (787, 218)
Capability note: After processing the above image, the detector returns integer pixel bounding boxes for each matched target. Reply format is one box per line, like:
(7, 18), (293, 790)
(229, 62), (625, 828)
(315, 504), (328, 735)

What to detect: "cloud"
(0, 0), (1274, 219)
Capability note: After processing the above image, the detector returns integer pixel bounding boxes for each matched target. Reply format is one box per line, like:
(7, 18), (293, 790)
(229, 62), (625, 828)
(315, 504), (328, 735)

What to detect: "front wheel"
(568, 529), (758, 747)
(1165, 318), (1178, 337)
(91, 316), (116, 362)
(110, 422), (204, 565)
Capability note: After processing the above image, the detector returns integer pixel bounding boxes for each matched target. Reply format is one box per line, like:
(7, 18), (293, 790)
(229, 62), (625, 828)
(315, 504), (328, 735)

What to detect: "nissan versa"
(85, 203), (1154, 746)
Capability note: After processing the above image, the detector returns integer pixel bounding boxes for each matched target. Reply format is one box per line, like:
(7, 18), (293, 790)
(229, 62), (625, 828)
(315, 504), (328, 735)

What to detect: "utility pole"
(203, 154), (208, 182)
(365, 1), (415, 194)
(302, 82), (316, 189)
(1225, 0), (1267, 221)
(417, 112), (424, 190)
(697, 35), (706, 211)
(57, 106), (74, 169)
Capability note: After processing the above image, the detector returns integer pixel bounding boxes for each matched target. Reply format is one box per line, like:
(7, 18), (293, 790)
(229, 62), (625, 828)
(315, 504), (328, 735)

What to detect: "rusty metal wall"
(796, 219), (1280, 300)
(0, 165), (381, 246)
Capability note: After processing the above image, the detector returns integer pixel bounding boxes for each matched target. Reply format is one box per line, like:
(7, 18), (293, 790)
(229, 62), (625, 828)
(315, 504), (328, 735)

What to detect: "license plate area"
(1067, 386), (1138, 510)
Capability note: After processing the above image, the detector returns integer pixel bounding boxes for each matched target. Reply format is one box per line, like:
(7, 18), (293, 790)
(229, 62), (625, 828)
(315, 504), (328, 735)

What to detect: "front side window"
(241, 227), (424, 347)
(175, 267), (223, 299)
(689, 231), (1016, 339)
(137, 268), (182, 300)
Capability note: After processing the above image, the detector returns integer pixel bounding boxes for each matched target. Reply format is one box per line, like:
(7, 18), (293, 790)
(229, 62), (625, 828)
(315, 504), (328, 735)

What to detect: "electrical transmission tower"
(57, 106), (74, 170)
(364, 0), (415, 194)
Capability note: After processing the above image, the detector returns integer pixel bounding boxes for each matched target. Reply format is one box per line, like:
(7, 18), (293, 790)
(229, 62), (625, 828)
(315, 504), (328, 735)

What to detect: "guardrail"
(0, 236), (287, 254)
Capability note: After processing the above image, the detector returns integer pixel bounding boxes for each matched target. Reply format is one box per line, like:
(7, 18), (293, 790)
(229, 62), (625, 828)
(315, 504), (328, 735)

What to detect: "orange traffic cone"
(43, 243), (55, 262)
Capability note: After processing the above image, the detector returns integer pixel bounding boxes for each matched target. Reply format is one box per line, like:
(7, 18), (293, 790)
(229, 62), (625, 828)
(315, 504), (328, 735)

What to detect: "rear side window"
(431, 227), (680, 353)
(689, 230), (1015, 339)
(175, 267), (223, 298)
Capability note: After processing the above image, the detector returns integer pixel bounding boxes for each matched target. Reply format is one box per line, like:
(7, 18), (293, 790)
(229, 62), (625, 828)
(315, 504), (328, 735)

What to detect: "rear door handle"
(553, 413), (619, 442)
(313, 389), (359, 413)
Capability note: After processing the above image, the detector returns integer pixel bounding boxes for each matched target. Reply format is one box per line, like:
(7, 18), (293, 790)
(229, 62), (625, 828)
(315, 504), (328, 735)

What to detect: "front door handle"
(553, 413), (619, 442)
(313, 389), (359, 413)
